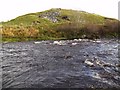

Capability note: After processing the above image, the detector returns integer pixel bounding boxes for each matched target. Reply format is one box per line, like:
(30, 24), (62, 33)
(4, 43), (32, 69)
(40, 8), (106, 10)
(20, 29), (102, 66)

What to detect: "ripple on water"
(1, 39), (120, 88)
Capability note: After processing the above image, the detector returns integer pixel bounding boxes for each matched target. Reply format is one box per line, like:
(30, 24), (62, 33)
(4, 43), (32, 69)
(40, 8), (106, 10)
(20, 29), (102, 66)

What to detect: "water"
(1, 39), (120, 88)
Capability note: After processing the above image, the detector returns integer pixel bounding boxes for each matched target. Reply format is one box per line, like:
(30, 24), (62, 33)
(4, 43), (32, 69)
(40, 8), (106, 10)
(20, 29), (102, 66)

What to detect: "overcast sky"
(0, 0), (119, 22)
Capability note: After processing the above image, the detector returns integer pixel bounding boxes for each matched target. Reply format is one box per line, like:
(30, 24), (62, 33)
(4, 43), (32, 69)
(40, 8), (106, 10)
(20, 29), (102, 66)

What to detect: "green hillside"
(1, 8), (119, 42)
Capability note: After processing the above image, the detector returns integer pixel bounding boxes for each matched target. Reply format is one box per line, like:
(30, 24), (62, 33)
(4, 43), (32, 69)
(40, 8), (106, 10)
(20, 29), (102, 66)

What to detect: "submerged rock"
(84, 59), (94, 67)
(53, 41), (66, 45)
(34, 41), (41, 44)
(72, 43), (77, 45)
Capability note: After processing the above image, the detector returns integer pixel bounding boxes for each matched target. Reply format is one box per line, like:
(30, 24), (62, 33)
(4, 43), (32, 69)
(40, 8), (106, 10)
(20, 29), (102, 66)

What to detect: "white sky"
(0, 0), (119, 22)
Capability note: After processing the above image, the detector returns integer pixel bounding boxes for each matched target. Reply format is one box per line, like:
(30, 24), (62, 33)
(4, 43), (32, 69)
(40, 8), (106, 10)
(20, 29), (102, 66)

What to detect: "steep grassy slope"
(1, 8), (119, 42)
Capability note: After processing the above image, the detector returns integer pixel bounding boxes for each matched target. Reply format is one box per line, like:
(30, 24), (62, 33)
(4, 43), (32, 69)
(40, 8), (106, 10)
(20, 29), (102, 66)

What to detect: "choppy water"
(1, 39), (120, 88)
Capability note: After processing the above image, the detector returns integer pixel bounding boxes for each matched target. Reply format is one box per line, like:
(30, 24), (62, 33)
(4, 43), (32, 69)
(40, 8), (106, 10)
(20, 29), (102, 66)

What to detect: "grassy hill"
(1, 8), (120, 42)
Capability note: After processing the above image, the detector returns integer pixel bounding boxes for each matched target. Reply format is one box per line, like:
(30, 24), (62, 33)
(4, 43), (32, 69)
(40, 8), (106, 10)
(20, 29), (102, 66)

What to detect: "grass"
(1, 8), (120, 42)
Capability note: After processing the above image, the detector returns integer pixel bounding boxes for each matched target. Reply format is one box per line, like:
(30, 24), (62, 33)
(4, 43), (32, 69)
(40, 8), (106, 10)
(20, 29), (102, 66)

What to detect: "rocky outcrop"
(39, 10), (60, 23)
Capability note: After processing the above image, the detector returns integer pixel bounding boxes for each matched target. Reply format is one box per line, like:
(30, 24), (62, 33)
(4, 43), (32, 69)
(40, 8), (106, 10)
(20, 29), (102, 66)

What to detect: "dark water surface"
(1, 39), (120, 88)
